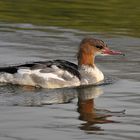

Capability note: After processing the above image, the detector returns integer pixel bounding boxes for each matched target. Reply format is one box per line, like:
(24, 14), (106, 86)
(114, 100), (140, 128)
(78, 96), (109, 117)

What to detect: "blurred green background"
(0, 0), (139, 37)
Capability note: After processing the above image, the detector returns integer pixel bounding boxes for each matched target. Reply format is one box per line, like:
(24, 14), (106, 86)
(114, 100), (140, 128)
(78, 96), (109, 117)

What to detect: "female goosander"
(0, 37), (124, 88)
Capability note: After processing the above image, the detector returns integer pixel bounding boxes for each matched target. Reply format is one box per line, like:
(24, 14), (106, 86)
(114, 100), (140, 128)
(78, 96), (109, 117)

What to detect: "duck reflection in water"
(77, 85), (120, 132)
(43, 85), (125, 133)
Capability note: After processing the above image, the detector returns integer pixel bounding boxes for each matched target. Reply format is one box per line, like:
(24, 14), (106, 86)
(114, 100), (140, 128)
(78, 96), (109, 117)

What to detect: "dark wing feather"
(0, 60), (81, 80)
(34, 60), (81, 79)
(53, 60), (81, 80)
(0, 64), (35, 74)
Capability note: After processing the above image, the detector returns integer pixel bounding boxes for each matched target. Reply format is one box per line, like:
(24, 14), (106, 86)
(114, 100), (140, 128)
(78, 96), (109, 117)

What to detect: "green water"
(0, 0), (140, 37)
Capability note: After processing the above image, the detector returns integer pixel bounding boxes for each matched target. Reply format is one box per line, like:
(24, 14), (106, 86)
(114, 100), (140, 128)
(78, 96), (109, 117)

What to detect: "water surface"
(0, 23), (140, 140)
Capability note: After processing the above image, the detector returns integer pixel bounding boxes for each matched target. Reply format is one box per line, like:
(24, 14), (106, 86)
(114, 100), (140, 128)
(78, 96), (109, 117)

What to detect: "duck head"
(77, 37), (124, 66)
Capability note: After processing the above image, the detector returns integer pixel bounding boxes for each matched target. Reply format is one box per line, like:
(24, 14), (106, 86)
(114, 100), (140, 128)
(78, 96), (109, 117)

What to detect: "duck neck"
(78, 53), (95, 67)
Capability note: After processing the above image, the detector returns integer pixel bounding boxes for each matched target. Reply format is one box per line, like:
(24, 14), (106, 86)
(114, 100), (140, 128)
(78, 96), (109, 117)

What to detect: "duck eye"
(96, 45), (103, 49)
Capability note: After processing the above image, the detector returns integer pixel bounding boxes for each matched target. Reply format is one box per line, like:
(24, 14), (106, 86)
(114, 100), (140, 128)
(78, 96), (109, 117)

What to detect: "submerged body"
(0, 37), (123, 88)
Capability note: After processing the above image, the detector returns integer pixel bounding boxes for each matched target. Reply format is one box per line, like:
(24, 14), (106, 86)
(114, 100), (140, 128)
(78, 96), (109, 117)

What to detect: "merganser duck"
(0, 37), (124, 88)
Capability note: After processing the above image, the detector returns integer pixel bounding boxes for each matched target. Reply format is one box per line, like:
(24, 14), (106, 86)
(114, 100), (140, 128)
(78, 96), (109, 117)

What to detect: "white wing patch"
(17, 68), (65, 81)
(0, 65), (80, 88)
